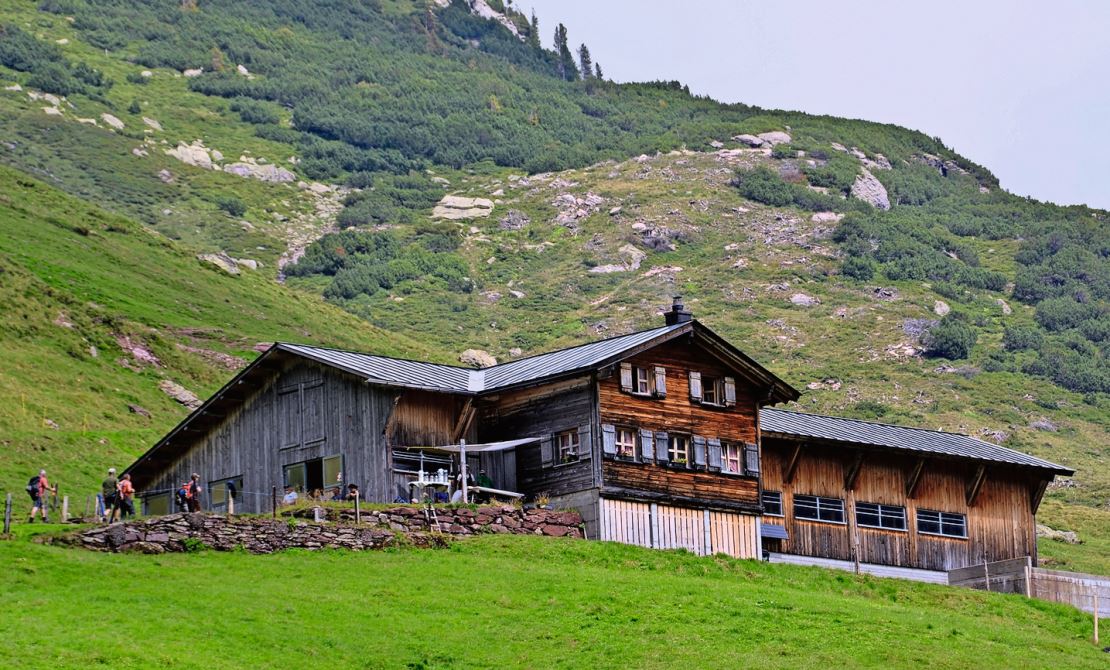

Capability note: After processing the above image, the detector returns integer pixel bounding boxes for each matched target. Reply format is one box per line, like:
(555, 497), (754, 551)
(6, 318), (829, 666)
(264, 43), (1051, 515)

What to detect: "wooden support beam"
(905, 458), (926, 499)
(844, 452), (864, 491)
(783, 444), (802, 484)
(1030, 478), (1049, 514)
(451, 398), (475, 443)
(966, 464), (987, 507)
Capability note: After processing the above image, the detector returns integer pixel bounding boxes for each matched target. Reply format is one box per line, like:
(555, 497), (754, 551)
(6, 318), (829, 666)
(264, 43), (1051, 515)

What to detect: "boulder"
(757, 131), (792, 146)
(100, 113), (125, 130)
(459, 349), (497, 369)
(166, 141), (217, 170)
(850, 168), (891, 210)
(996, 298), (1012, 315)
(127, 403), (151, 418)
(159, 380), (202, 409)
(224, 162), (296, 183)
(733, 134), (763, 147)
(811, 212), (842, 224)
(142, 116), (162, 131)
(790, 293), (820, 307)
(197, 252), (240, 275)
(933, 300), (950, 316)
(432, 195), (494, 220)
(1036, 524), (1080, 544)
(183, 68), (203, 77)
(498, 210), (530, 230)
(589, 244), (647, 274)
(236, 64), (251, 77)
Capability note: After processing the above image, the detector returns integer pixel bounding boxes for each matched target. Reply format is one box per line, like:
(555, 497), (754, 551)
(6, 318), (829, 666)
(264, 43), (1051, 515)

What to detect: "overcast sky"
(526, 0), (1110, 210)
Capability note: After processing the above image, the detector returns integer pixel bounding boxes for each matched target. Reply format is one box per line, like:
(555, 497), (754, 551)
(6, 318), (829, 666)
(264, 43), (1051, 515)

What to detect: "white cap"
(109, 467), (116, 473)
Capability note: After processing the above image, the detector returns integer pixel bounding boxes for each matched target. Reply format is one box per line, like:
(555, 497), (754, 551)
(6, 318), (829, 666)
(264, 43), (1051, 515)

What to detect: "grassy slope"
(0, 531), (1105, 669)
(0, 165), (442, 496)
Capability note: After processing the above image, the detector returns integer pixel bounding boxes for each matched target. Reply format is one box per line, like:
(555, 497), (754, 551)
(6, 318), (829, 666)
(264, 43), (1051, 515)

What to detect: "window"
(208, 475), (243, 513)
(917, 510), (967, 538)
(615, 428), (637, 459)
(556, 430), (580, 463)
(634, 366), (651, 394)
(855, 502), (906, 531)
(284, 455), (343, 495)
(722, 442), (743, 474)
(702, 376), (721, 405)
(620, 362), (665, 397)
(762, 491), (783, 516)
(794, 495), (845, 523)
(144, 492), (170, 517)
(668, 435), (690, 464)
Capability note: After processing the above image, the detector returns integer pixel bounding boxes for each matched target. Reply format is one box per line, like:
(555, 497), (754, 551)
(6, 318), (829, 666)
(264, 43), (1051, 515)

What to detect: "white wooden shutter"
(707, 438), (722, 470)
(539, 435), (554, 468)
(723, 376), (737, 407)
(689, 371), (702, 402)
(693, 435), (707, 467)
(654, 366), (667, 397)
(744, 442), (760, 476)
(577, 424), (592, 461)
(601, 424), (617, 456)
(620, 362), (633, 393)
(639, 428), (654, 461)
(655, 431), (669, 462)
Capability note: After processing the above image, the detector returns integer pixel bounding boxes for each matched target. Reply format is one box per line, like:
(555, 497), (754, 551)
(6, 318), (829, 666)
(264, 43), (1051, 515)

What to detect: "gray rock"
(498, 210), (530, 230)
(790, 293), (820, 307)
(850, 168), (891, 210)
(1036, 524), (1080, 544)
(733, 134), (763, 147)
(934, 300), (950, 316)
(757, 131), (792, 146)
(432, 195), (494, 220)
(197, 252), (240, 276)
(459, 349), (497, 369)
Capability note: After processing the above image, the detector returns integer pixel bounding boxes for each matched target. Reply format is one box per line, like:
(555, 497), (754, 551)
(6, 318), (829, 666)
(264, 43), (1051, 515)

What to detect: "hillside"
(2, 530), (1105, 669)
(0, 0), (1106, 525)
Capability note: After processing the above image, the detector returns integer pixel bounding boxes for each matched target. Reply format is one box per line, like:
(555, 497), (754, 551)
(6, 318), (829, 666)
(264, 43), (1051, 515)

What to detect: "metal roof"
(760, 408), (1073, 474)
(277, 343), (473, 393)
(761, 523), (789, 540)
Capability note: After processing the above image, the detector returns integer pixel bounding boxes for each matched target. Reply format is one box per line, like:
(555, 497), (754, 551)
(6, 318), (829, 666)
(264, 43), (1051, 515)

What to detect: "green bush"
(1003, 325), (1044, 351)
(924, 314), (978, 360)
(216, 196), (247, 217)
(840, 256), (874, 280)
(1035, 297), (1096, 332)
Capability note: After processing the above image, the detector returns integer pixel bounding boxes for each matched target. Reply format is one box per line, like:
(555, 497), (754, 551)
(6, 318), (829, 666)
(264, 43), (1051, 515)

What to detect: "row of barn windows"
(761, 491), (968, 539)
(619, 363), (737, 408)
(601, 424), (759, 475)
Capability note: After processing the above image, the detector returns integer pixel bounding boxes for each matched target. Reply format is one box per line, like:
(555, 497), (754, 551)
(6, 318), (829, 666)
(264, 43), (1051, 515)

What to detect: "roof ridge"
(486, 323), (681, 370)
(275, 342), (473, 371)
(762, 406), (986, 442)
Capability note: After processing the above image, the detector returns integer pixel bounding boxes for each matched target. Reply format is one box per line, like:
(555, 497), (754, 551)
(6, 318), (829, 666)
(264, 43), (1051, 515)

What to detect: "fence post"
(227, 494), (234, 517)
(355, 492), (361, 524)
(983, 561), (991, 592)
(61, 496), (69, 523)
(3, 493), (11, 535)
(271, 486), (277, 519)
(1024, 557), (1032, 598)
(1095, 592), (1100, 646)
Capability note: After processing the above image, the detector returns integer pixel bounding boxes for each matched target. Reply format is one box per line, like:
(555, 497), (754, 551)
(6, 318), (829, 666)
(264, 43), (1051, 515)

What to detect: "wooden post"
(1024, 558), (1032, 598)
(3, 493), (11, 535)
(271, 486), (277, 519)
(1094, 592), (1100, 646)
(983, 561), (991, 592)
(61, 496), (69, 523)
(460, 439), (469, 505)
(354, 492), (361, 524)
(227, 493), (235, 517)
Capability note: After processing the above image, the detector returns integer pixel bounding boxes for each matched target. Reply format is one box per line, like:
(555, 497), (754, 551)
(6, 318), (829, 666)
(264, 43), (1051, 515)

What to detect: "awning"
(399, 437), (539, 454)
(761, 523), (789, 540)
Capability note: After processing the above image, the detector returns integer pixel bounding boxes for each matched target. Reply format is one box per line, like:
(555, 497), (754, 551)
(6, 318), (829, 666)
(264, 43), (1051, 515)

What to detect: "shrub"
(1078, 317), (1110, 343)
(770, 143), (794, 159)
(924, 314), (978, 359)
(841, 256), (874, 280)
(1034, 297), (1095, 332)
(733, 166), (794, 207)
(216, 196), (247, 217)
(1003, 325), (1043, 351)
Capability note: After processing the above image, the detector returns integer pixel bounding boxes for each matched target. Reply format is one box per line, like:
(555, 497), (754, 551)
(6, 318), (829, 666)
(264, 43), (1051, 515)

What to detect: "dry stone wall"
(61, 506), (583, 555)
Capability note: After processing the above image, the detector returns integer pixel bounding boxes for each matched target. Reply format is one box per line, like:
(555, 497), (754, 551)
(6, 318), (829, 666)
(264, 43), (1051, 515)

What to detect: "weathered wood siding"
(477, 377), (598, 497)
(761, 437), (1044, 571)
(598, 498), (760, 559)
(142, 361), (398, 512)
(598, 339), (761, 509)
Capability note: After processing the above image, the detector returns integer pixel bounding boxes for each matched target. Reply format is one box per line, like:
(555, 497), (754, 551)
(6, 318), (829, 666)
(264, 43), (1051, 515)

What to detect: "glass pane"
(210, 483), (226, 505)
(145, 493), (170, 516)
(323, 455), (342, 487)
(285, 463), (306, 492)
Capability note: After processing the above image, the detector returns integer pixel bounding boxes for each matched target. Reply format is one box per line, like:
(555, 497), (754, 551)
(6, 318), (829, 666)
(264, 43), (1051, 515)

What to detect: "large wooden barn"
(126, 300), (1071, 576)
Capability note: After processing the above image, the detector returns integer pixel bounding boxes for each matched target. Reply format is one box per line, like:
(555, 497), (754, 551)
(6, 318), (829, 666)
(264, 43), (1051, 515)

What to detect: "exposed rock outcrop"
(851, 168), (891, 210)
(100, 113), (124, 130)
(459, 349), (497, 368)
(589, 244), (647, 274)
(167, 141), (217, 170)
(432, 195), (494, 220)
(197, 252), (240, 275)
(158, 380), (202, 410)
(224, 160), (296, 183)
(757, 131), (792, 146)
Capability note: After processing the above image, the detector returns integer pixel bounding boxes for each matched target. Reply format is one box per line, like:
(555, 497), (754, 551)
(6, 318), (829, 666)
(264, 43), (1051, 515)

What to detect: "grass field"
(1, 529), (1105, 669)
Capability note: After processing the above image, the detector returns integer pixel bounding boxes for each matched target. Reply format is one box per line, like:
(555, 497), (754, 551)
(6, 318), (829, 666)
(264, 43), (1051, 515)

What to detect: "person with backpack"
(116, 474), (135, 520)
(175, 481), (190, 514)
(26, 469), (56, 523)
(186, 473), (202, 513)
(100, 467), (119, 524)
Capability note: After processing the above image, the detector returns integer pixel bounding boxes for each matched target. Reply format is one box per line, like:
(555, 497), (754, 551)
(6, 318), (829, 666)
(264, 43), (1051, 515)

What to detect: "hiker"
(116, 474), (135, 520)
(101, 467), (119, 523)
(175, 481), (190, 513)
(187, 473), (202, 512)
(26, 469), (56, 523)
(282, 486), (298, 506)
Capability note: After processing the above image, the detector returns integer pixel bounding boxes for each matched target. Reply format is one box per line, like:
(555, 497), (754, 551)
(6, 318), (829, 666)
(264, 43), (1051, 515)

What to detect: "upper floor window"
(688, 371), (736, 407)
(917, 509), (966, 538)
(794, 494), (845, 524)
(855, 502), (906, 531)
(620, 362), (666, 397)
(722, 442), (743, 474)
(669, 434), (690, 465)
(615, 427), (637, 459)
(762, 491), (783, 516)
(556, 430), (581, 463)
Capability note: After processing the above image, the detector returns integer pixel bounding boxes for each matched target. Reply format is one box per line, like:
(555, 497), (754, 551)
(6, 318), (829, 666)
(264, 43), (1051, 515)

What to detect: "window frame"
(143, 492), (171, 517)
(615, 427), (638, 460)
(668, 434), (691, 466)
(916, 509), (968, 539)
(556, 429), (581, 464)
(793, 494), (846, 524)
(208, 475), (244, 513)
(633, 366), (653, 396)
(855, 501), (907, 531)
(721, 441), (744, 474)
(701, 375), (725, 406)
(761, 490), (784, 517)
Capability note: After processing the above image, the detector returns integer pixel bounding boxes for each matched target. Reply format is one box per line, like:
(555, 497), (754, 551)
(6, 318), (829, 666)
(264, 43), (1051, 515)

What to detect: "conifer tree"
(553, 23), (577, 81)
(578, 44), (593, 80)
(594, 62), (603, 80)
(528, 10), (540, 50)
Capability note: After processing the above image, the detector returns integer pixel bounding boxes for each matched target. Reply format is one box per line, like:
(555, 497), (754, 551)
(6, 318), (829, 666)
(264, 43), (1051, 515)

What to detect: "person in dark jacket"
(27, 469), (56, 523)
(101, 467), (119, 523)
(187, 473), (203, 512)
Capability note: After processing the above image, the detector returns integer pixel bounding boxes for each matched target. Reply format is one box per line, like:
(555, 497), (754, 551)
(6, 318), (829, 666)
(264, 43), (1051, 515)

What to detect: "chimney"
(664, 295), (693, 325)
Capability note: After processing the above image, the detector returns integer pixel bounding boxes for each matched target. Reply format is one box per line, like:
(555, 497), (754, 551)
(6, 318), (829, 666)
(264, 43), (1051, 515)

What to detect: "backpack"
(26, 475), (40, 500)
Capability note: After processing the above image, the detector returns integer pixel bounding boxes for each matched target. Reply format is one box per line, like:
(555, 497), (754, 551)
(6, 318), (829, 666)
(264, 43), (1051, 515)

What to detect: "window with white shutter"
(688, 371), (702, 401)
(707, 438), (722, 470)
(620, 362), (633, 393)
(693, 435), (707, 467)
(743, 442), (760, 476)
(639, 428), (654, 461)
(653, 366), (667, 397)
(723, 377), (737, 407)
(601, 424), (617, 456)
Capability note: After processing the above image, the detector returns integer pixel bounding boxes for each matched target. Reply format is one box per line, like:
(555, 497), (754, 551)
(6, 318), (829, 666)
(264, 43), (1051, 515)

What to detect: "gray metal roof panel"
(760, 408), (1072, 473)
(278, 343), (473, 393)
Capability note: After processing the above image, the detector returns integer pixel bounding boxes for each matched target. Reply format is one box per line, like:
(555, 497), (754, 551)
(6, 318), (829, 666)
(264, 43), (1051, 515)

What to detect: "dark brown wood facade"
(760, 437), (1049, 572)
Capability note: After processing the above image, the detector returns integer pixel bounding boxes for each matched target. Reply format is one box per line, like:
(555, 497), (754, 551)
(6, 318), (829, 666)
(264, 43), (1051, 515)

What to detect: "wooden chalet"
(126, 298), (1072, 574)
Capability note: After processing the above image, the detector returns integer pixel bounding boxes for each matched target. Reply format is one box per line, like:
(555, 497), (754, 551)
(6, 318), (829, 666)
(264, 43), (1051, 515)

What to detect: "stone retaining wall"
(61, 505), (583, 554)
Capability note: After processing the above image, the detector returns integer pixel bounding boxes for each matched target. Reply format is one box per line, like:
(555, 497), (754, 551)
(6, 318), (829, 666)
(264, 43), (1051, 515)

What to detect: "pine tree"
(553, 24), (576, 81)
(578, 44), (593, 80)
(528, 10), (540, 50)
(594, 62), (603, 80)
